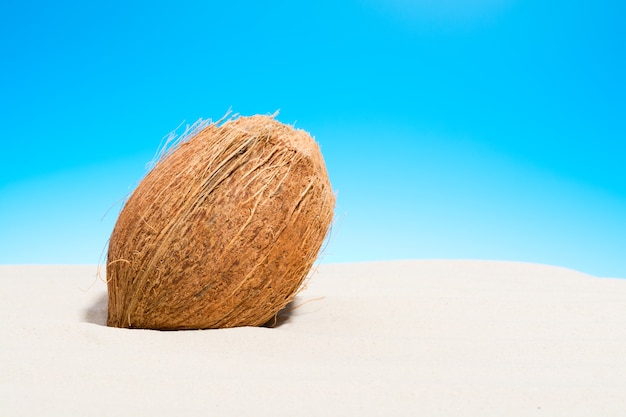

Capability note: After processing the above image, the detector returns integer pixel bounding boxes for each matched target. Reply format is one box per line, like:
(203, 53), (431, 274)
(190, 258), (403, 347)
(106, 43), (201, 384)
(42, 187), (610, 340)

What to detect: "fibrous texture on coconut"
(106, 115), (335, 329)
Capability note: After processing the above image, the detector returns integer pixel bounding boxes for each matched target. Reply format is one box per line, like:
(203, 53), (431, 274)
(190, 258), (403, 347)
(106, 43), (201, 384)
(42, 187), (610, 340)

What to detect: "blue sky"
(0, 0), (624, 277)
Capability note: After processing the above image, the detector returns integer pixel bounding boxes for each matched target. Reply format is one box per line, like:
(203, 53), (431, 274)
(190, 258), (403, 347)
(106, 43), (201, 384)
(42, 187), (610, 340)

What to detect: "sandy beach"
(1, 260), (625, 416)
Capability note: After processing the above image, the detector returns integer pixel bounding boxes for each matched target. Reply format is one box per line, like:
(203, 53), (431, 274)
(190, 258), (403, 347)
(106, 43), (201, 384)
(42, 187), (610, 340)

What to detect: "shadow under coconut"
(262, 299), (300, 328)
(82, 293), (299, 330)
(84, 293), (108, 326)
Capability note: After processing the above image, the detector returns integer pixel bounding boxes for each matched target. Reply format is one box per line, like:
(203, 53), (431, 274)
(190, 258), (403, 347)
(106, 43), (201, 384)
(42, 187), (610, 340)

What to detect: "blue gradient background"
(1, 1), (624, 277)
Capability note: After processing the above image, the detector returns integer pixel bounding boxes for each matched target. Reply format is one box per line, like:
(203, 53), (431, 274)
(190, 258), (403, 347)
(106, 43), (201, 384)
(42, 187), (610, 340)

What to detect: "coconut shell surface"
(106, 115), (335, 330)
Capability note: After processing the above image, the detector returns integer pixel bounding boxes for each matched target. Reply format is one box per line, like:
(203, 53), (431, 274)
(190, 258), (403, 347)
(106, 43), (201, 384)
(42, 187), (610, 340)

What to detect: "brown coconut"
(106, 115), (335, 330)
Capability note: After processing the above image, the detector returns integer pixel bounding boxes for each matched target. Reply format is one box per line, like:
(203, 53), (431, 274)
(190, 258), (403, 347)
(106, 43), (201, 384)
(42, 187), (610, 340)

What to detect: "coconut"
(106, 115), (335, 330)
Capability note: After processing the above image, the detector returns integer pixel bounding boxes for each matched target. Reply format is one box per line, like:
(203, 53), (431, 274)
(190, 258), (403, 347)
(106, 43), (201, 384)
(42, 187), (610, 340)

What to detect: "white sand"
(1, 260), (626, 416)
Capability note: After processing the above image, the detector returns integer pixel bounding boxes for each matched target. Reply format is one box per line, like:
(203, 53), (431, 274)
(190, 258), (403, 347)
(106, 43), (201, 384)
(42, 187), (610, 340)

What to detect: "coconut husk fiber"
(106, 115), (335, 330)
